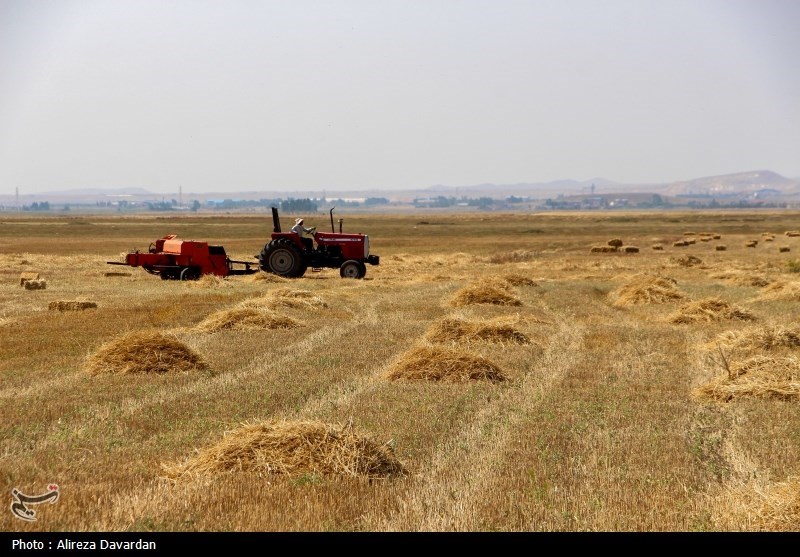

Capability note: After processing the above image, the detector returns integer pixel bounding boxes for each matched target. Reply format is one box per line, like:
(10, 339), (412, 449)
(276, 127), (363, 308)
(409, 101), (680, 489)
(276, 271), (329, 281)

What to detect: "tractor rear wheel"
(261, 239), (307, 278)
(340, 259), (366, 279)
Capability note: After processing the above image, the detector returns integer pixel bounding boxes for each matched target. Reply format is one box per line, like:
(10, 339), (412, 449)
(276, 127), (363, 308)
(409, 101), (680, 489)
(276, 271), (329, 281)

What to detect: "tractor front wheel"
(340, 259), (366, 279)
(261, 239), (307, 278)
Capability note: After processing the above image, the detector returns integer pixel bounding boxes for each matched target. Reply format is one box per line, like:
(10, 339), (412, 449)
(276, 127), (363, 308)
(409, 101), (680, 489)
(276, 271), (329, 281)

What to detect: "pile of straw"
(758, 281), (800, 301)
(609, 274), (684, 307)
(668, 298), (756, 324)
(239, 288), (328, 311)
(425, 318), (531, 345)
(194, 307), (300, 333)
(84, 331), (208, 375)
(671, 255), (703, 267)
(590, 245), (618, 253)
(710, 271), (771, 288)
(502, 274), (538, 287)
(48, 301), (98, 311)
(384, 346), (508, 382)
(712, 325), (800, 354)
(186, 275), (232, 288)
(449, 283), (522, 307)
(162, 419), (406, 480)
(693, 355), (800, 401)
(247, 271), (289, 283)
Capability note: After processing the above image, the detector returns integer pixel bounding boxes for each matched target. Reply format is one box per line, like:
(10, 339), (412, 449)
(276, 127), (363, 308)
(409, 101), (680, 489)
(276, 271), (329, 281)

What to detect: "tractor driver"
(292, 218), (316, 252)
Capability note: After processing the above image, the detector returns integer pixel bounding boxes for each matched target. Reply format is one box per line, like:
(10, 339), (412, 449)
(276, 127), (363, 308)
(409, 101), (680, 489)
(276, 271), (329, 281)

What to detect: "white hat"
(296, 218), (303, 224)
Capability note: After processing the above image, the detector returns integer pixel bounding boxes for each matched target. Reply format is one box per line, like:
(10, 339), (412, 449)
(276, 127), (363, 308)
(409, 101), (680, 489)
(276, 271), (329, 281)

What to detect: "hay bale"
(384, 346), (508, 382)
(745, 241), (758, 248)
(590, 245), (618, 253)
(672, 255), (703, 267)
(48, 301), (98, 311)
(651, 244), (664, 250)
(623, 246), (639, 253)
(683, 231), (697, 236)
(194, 307), (300, 333)
(668, 297), (757, 324)
(716, 245), (727, 251)
(686, 238), (697, 245)
(19, 272), (40, 286)
(449, 283), (522, 307)
(693, 355), (800, 401)
(780, 247), (791, 253)
(673, 241), (688, 247)
(700, 237), (712, 242)
(610, 274), (684, 307)
(785, 231), (800, 237)
(713, 234), (722, 240)
(84, 331), (208, 375)
(607, 239), (623, 247)
(425, 318), (531, 345)
(765, 237), (775, 242)
(23, 279), (47, 290)
(162, 419), (406, 480)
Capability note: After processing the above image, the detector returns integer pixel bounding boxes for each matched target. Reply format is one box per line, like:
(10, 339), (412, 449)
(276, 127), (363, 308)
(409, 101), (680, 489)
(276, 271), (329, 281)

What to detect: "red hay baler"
(108, 235), (258, 280)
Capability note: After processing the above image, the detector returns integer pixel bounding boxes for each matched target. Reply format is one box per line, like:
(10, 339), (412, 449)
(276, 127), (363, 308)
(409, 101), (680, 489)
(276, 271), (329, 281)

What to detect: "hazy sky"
(1, 0), (798, 194)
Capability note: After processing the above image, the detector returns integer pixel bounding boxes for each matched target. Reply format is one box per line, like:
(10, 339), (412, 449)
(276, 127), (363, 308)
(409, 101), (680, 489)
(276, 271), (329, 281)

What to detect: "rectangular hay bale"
(19, 272), (40, 286)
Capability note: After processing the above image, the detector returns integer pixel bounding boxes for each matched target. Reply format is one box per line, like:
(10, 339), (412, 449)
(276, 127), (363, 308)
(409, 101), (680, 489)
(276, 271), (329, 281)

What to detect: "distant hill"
(661, 171), (800, 197)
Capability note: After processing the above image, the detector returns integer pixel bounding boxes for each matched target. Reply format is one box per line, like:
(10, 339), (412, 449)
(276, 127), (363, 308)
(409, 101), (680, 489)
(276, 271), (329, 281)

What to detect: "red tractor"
(108, 235), (258, 280)
(259, 207), (380, 279)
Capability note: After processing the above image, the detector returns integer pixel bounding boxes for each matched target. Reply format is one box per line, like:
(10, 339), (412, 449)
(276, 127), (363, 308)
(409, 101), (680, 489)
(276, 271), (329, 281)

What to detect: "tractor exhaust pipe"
(329, 207), (336, 233)
(338, 219), (343, 233)
(272, 207), (281, 233)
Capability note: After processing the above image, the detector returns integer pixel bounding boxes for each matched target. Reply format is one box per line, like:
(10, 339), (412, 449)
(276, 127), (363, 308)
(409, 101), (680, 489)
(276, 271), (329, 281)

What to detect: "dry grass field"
(2, 210), (800, 532)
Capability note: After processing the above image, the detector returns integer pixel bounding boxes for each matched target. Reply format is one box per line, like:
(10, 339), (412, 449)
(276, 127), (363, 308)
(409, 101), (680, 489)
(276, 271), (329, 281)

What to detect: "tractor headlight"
(364, 235), (370, 258)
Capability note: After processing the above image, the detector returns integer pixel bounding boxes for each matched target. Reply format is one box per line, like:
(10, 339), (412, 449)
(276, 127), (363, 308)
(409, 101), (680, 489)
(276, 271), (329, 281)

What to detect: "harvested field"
(5, 210), (800, 533)
(609, 274), (684, 307)
(194, 307), (300, 333)
(384, 346), (508, 382)
(163, 419), (406, 480)
(668, 298), (757, 324)
(449, 282), (522, 307)
(48, 300), (98, 311)
(425, 317), (532, 345)
(84, 330), (208, 375)
(693, 355), (800, 401)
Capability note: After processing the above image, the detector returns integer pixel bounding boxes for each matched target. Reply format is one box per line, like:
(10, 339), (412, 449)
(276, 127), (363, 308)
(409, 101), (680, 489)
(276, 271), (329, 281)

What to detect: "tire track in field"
(363, 310), (585, 531)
